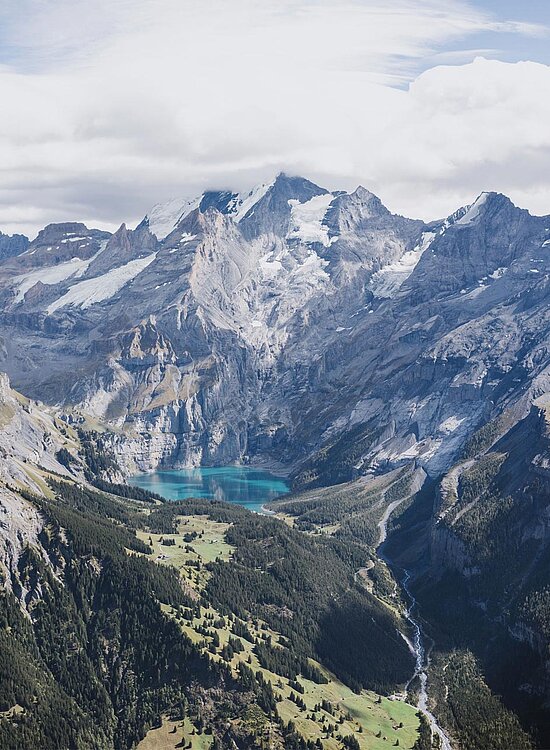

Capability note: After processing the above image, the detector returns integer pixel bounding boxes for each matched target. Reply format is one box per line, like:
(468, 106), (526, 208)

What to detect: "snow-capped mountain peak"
(2, 176), (549, 484)
(144, 196), (201, 240)
(140, 173), (331, 242)
(141, 179), (279, 241)
(455, 192), (491, 225)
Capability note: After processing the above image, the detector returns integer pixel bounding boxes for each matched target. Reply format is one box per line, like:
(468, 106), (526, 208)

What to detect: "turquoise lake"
(130, 466), (289, 513)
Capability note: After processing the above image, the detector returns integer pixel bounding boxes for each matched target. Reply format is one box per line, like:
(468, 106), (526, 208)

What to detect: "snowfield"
(14, 255), (98, 303)
(47, 253), (157, 313)
(146, 197), (201, 239)
(287, 194), (335, 246)
(369, 232), (435, 298)
(232, 181), (274, 222)
(456, 193), (489, 225)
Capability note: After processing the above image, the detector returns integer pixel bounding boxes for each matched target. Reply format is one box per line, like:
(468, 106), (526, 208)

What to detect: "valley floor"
(137, 515), (421, 750)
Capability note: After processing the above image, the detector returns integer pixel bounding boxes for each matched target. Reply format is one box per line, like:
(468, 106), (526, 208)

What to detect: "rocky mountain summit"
(0, 174), (549, 482)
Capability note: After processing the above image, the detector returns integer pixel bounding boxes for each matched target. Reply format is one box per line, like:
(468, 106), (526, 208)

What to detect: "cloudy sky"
(0, 0), (549, 237)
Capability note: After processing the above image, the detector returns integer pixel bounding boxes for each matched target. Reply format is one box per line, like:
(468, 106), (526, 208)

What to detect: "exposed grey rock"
(0, 176), (549, 480)
(0, 230), (29, 261)
(0, 372), (85, 593)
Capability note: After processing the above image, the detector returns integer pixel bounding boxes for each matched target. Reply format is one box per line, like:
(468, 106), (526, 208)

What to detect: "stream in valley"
(133, 465), (451, 747)
(377, 503), (453, 750)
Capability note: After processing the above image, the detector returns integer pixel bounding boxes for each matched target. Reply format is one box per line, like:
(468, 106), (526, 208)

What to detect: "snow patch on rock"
(287, 194), (335, 246)
(232, 181), (274, 222)
(13, 253), (100, 303)
(145, 181), (274, 239)
(369, 232), (435, 299)
(439, 416), (466, 434)
(147, 197), (201, 239)
(47, 253), (157, 313)
(456, 193), (489, 225)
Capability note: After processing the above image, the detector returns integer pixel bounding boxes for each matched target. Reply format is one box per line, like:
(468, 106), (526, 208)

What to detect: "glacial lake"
(130, 466), (289, 513)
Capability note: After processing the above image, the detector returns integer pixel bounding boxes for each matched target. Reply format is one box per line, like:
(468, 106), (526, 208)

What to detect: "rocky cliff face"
(423, 400), (550, 670)
(0, 230), (28, 261)
(0, 372), (83, 591)
(1, 174), (550, 479)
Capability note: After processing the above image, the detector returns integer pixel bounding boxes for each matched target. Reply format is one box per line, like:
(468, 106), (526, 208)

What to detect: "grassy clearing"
(136, 716), (212, 750)
(136, 515), (235, 593)
(0, 401), (16, 428)
(166, 600), (419, 750)
(141, 514), (420, 748)
(0, 705), (24, 721)
(16, 466), (54, 498)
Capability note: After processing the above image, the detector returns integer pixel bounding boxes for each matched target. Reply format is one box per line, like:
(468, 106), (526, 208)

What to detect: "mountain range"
(2, 172), (549, 486)
(2, 173), (550, 747)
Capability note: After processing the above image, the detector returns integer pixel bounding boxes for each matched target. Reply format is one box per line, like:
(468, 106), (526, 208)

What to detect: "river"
(377, 502), (453, 750)
(133, 465), (451, 746)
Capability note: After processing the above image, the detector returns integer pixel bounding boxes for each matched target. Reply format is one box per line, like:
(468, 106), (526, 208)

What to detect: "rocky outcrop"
(0, 230), (28, 261)
(429, 521), (480, 577)
(0, 373), (86, 597)
(0, 486), (44, 594)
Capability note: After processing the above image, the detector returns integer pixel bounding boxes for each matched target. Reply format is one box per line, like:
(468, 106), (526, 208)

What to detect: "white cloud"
(0, 0), (548, 236)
